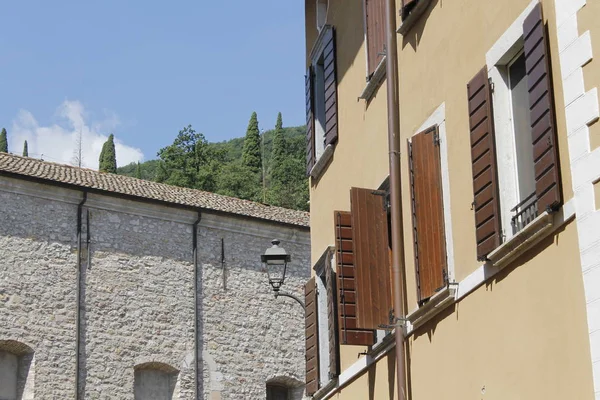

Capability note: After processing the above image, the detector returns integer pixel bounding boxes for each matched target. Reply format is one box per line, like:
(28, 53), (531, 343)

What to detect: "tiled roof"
(0, 153), (310, 228)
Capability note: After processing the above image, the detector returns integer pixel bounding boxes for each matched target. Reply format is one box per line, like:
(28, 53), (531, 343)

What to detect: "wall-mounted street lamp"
(261, 239), (304, 308)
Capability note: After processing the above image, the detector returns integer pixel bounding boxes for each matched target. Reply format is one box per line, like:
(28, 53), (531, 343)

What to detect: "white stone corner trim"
(555, 0), (600, 396)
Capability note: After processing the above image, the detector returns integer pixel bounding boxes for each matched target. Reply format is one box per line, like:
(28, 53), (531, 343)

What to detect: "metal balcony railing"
(511, 191), (538, 234)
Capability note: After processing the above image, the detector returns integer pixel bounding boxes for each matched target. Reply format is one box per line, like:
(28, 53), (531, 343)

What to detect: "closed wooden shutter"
(305, 277), (319, 396)
(306, 66), (315, 176)
(323, 28), (338, 147)
(523, 3), (562, 212)
(350, 187), (393, 330)
(467, 67), (502, 261)
(334, 211), (376, 346)
(365, 0), (386, 77)
(324, 252), (339, 377)
(408, 126), (448, 302)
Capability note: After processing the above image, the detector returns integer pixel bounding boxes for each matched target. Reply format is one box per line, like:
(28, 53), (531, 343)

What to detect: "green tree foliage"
(135, 162), (142, 179)
(22, 140), (28, 157)
(116, 120), (309, 211)
(156, 125), (227, 192)
(241, 112), (262, 174)
(99, 134), (117, 173)
(0, 128), (8, 153)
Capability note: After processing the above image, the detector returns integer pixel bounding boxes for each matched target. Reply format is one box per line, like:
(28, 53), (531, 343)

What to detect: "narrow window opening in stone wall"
(134, 362), (179, 400)
(0, 340), (34, 400)
(266, 376), (305, 400)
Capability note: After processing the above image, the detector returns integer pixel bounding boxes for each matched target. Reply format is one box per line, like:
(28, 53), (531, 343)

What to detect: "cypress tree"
(135, 162), (142, 179)
(241, 112), (262, 174)
(0, 128), (8, 153)
(99, 134), (117, 173)
(22, 140), (28, 157)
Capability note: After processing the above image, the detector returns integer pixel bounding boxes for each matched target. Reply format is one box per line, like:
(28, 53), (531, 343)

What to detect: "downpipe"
(385, 1), (409, 399)
(192, 211), (202, 400)
(75, 191), (87, 400)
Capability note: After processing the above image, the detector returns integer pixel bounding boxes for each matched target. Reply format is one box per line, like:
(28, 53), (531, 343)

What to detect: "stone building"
(0, 153), (310, 400)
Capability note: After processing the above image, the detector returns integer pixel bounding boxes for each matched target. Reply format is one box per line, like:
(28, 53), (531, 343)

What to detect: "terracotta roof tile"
(0, 153), (310, 228)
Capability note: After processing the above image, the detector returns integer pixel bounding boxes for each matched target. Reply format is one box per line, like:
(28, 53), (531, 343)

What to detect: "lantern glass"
(261, 240), (291, 292)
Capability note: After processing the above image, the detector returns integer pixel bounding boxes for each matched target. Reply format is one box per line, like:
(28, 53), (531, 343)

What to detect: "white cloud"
(8, 100), (144, 170)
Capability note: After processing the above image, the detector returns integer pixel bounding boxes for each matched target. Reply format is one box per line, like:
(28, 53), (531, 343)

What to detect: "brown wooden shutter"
(401, 0), (418, 19)
(523, 3), (562, 212)
(408, 126), (448, 303)
(365, 0), (386, 77)
(306, 66), (315, 176)
(324, 252), (339, 378)
(467, 67), (502, 261)
(323, 28), (338, 147)
(305, 277), (319, 396)
(350, 188), (393, 330)
(334, 211), (375, 346)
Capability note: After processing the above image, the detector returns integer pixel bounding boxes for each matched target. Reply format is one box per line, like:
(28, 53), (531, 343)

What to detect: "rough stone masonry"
(0, 172), (310, 400)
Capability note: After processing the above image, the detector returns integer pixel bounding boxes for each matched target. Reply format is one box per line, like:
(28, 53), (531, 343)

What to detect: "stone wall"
(0, 176), (310, 399)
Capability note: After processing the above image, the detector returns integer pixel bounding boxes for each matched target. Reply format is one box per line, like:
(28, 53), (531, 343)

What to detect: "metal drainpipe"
(192, 211), (202, 400)
(385, 1), (408, 399)
(75, 191), (87, 400)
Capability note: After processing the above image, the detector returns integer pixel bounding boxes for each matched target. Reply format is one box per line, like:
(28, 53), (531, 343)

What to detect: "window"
(306, 25), (338, 179)
(134, 363), (178, 400)
(267, 384), (289, 400)
(0, 340), (34, 400)
(468, 1), (562, 261)
(408, 126), (448, 304)
(305, 247), (339, 396)
(364, 0), (386, 78)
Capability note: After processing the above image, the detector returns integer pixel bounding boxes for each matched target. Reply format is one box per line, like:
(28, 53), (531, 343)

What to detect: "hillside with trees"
(117, 113), (309, 211)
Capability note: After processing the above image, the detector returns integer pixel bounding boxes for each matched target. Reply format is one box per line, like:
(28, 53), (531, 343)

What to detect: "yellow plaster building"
(302, 0), (600, 399)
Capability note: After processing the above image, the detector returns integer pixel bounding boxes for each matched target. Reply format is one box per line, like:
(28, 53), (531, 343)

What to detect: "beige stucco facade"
(304, 0), (598, 398)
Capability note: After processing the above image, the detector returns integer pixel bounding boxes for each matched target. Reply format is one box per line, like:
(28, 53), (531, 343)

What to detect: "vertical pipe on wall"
(385, 1), (408, 399)
(75, 191), (87, 400)
(192, 211), (202, 400)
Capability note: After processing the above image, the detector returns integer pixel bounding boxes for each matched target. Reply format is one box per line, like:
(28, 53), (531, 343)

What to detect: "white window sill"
(359, 56), (387, 101)
(406, 283), (458, 331)
(397, 0), (433, 36)
(487, 211), (554, 268)
(312, 378), (338, 400)
(310, 144), (334, 181)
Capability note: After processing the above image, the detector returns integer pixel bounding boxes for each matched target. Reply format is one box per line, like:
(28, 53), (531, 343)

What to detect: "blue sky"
(0, 1), (306, 168)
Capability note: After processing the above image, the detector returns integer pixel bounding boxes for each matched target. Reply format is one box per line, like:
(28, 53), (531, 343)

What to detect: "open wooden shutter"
(467, 67), (502, 261)
(305, 277), (319, 396)
(365, 0), (386, 77)
(323, 28), (338, 147)
(350, 188), (393, 330)
(334, 211), (375, 346)
(325, 252), (339, 378)
(401, 0), (419, 19)
(306, 66), (315, 176)
(408, 126), (448, 303)
(523, 3), (562, 212)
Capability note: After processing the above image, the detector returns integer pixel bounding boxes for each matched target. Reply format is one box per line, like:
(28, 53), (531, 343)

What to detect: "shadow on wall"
(134, 362), (179, 400)
(0, 340), (35, 400)
(266, 375), (305, 400)
(401, 0), (441, 51)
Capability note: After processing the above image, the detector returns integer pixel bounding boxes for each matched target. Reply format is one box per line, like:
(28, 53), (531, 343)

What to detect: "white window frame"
(316, 0), (328, 33)
(486, 0), (539, 241)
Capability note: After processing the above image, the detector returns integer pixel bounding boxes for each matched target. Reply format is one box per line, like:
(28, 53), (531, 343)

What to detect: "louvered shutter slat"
(409, 126), (448, 302)
(306, 67), (315, 176)
(349, 188), (393, 330)
(305, 277), (319, 396)
(323, 28), (338, 147)
(366, 0), (386, 76)
(334, 211), (375, 346)
(523, 3), (562, 212)
(467, 67), (502, 261)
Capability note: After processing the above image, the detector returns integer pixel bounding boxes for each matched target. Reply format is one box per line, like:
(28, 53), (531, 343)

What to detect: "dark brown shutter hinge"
(433, 131), (440, 146)
(488, 77), (495, 92)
